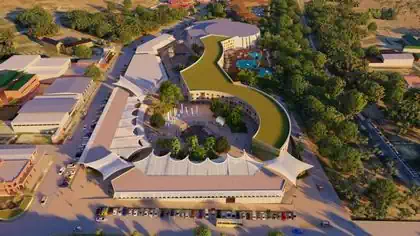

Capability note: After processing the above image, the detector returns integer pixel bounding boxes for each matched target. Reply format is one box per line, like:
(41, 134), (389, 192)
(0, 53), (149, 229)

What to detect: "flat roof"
(12, 112), (69, 124)
(124, 54), (166, 90)
(18, 96), (77, 114)
(135, 34), (175, 55)
(0, 159), (29, 182)
(0, 55), (40, 71)
(45, 76), (91, 95)
(188, 19), (260, 38)
(382, 53), (414, 60)
(0, 145), (36, 159)
(31, 58), (70, 67)
(404, 75), (420, 88)
(112, 167), (285, 192)
(181, 35), (289, 148)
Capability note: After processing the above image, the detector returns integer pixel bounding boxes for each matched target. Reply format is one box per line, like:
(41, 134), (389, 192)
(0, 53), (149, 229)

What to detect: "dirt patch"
(357, 0), (420, 47)
(230, 0), (268, 22)
(0, 0), (159, 14)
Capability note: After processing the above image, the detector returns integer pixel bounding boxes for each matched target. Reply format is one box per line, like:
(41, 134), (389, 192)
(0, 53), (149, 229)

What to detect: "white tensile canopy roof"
(216, 116), (225, 126)
(133, 152), (263, 176)
(264, 152), (313, 185)
(84, 152), (133, 180)
(115, 76), (147, 100)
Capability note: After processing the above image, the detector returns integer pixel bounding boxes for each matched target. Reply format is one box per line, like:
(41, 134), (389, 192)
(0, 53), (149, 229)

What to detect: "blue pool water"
(236, 59), (258, 70)
(258, 68), (272, 78)
(248, 51), (262, 60)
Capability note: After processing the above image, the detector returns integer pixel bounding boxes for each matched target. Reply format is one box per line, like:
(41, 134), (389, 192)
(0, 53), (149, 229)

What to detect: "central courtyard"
(181, 35), (289, 150)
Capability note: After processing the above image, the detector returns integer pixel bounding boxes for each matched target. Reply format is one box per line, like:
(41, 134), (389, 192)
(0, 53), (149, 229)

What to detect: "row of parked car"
(95, 206), (296, 222)
(58, 162), (77, 188)
(74, 94), (110, 159)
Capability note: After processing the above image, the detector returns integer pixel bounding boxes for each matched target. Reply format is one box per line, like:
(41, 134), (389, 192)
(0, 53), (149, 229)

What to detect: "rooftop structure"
(0, 145), (38, 195)
(124, 54), (168, 93)
(0, 71), (40, 104)
(11, 96), (78, 133)
(44, 76), (93, 98)
(135, 34), (176, 55)
(181, 35), (289, 150)
(187, 19), (260, 38)
(0, 55), (70, 80)
(369, 53), (414, 68)
(404, 75), (420, 88)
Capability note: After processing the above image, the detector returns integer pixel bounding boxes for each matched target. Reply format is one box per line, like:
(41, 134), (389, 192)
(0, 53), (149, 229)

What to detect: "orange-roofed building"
(404, 75), (420, 89)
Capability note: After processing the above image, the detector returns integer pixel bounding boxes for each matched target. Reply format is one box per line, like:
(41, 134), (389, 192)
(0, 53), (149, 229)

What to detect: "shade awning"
(264, 152), (313, 185)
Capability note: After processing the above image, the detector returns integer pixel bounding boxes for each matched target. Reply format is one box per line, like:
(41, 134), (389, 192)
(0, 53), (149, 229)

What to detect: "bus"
(215, 218), (244, 228)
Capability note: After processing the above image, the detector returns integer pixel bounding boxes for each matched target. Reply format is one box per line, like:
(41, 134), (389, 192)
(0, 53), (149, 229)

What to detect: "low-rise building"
(41, 37), (63, 54)
(11, 96), (78, 134)
(0, 70), (40, 104)
(0, 146), (40, 196)
(44, 76), (95, 102)
(368, 53), (414, 68)
(186, 19), (261, 49)
(135, 34), (176, 55)
(63, 38), (94, 49)
(404, 75), (420, 89)
(0, 55), (70, 81)
(123, 54), (169, 93)
(402, 34), (420, 53)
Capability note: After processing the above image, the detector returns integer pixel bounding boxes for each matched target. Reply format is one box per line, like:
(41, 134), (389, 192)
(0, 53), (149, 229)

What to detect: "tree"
(16, 6), (59, 37)
(309, 121), (328, 142)
(119, 30), (133, 45)
(268, 231), (285, 236)
(384, 74), (407, 104)
(389, 92), (420, 128)
(170, 138), (181, 155)
(74, 45), (92, 58)
(330, 145), (363, 174)
(303, 95), (325, 119)
(313, 51), (327, 69)
(131, 231), (143, 236)
(237, 70), (257, 86)
(190, 146), (207, 160)
(159, 81), (183, 106)
(367, 22), (378, 32)
(326, 76), (346, 98)
(0, 28), (15, 59)
(358, 79), (385, 103)
(123, 0), (132, 9)
(365, 46), (380, 57)
(336, 120), (360, 143)
(318, 135), (343, 157)
(150, 113), (165, 128)
(366, 178), (400, 219)
(194, 225), (211, 236)
(95, 228), (104, 236)
(204, 137), (216, 153)
(321, 106), (345, 129)
(287, 74), (309, 98)
(84, 64), (103, 81)
(107, 1), (117, 12)
(226, 106), (243, 131)
(340, 89), (368, 116)
(186, 135), (199, 150)
(215, 136), (230, 153)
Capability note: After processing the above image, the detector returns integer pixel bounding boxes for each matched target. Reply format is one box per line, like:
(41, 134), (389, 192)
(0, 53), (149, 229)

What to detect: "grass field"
(0, 196), (32, 220)
(181, 36), (289, 149)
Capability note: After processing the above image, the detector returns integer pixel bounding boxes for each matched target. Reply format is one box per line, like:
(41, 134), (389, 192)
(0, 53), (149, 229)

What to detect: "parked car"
(40, 196), (48, 206)
(153, 208), (159, 218)
(59, 180), (68, 188)
(252, 211), (257, 220)
(113, 208), (118, 215)
(204, 208), (209, 219)
(58, 167), (66, 175)
(95, 216), (107, 222)
(118, 208), (123, 216)
(320, 220), (331, 227)
(128, 208), (133, 216)
(144, 209), (149, 217)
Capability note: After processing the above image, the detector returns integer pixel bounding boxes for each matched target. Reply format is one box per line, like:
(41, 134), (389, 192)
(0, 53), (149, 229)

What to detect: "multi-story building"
(0, 146), (39, 196)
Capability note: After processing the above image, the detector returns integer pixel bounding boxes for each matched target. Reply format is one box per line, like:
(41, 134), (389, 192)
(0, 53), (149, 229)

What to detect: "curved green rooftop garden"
(181, 35), (290, 150)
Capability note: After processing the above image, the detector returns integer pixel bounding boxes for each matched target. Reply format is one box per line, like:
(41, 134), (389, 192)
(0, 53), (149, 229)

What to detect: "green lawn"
(181, 36), (289, 149)
(0, 196), (32, 220)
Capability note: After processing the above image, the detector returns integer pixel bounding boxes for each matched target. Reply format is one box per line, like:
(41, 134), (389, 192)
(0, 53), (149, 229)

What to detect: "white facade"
(369, 53), (414, 68)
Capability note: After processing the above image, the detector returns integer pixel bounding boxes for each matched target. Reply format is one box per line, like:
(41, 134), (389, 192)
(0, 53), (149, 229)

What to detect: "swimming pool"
(248, 51), (262, 60)
(258, 68), (272, 78)
(236, 59), (258, 70)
